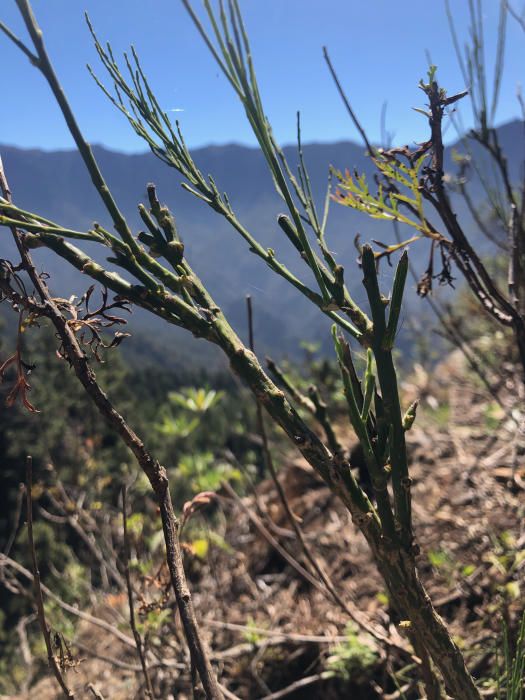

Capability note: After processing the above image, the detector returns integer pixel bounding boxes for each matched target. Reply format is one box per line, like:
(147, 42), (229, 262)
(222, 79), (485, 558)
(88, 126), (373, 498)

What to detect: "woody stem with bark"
(26, 456), (75, 699)
(191, 251), (480, 698)
(423, 77), (525, 380)
(0, 160), (222, 700)
(0, 1), (483, 695)
(122, 485), (155, 699)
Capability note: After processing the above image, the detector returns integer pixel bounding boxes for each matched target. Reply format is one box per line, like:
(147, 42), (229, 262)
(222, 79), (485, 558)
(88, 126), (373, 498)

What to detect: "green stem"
(35, 234), (211, 338)
(361, 246), (412, 546)
(384, 250), (408, 350)
(15, 0), (136, 250)
(332, 328), (396, 539)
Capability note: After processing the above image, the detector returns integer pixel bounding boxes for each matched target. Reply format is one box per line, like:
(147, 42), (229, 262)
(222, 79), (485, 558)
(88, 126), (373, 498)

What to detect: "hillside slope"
(1, 120), (522, 367)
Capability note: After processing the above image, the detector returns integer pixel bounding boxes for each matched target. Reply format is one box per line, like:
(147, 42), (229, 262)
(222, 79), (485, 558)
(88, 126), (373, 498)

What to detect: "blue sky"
(1, 1), (524, 152)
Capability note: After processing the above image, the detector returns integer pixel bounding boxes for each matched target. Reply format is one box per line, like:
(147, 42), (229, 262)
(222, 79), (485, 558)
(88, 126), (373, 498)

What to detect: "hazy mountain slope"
(1, 120), (522, 368)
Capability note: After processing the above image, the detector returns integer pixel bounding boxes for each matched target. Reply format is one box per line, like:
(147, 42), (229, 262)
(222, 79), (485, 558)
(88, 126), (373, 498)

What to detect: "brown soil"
(7, 351), (525, 699)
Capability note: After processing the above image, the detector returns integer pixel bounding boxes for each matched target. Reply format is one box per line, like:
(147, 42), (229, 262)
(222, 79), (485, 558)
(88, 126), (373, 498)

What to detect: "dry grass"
(10, 350), (525, 699)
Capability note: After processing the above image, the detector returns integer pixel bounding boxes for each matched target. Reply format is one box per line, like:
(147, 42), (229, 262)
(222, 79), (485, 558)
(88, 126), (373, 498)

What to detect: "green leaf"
(190, 538), (209, 559)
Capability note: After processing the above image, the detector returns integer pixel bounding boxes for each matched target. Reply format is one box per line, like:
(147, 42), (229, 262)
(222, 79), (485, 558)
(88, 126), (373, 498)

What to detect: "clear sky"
(1, 1), (524, 152)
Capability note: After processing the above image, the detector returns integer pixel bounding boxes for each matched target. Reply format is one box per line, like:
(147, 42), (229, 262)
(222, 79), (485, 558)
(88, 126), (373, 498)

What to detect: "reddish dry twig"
(0, 311), (39, 412)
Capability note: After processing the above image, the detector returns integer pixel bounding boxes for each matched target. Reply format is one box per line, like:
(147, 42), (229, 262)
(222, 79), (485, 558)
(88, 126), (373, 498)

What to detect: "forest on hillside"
(0, 1), (524, 699)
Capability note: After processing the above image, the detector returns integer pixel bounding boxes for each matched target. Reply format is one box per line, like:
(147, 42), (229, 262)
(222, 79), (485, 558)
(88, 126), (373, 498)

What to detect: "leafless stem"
(86, 684), (106, 700)
(246, 296), (395, 645)
(0, 553), (140, 648)
(258, 672), (329, 700)
(392, 222), (506, 408)
(3, 482), (25, 556)
(26, 456), (75, 699)
(0, 157), (222, 700)
(122, 484), (155, 699)
(323, 47), (374, 156)
(508, 204), (522, 313)
(265, 357), (342, 455)
(423, 81), (525, 376)
(219, 482), (407, 658)
(457, 178), (507, 251)
(16, 613), (36, 692)
(508, 3), (525, 32)
(43, 481), (124, 589)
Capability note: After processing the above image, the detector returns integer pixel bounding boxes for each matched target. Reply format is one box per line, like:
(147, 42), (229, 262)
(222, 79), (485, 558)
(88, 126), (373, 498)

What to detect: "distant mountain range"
(1, 120), (522, 369)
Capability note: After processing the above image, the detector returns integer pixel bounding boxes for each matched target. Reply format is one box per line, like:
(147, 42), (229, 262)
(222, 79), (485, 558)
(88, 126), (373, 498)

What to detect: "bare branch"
(122, 485), (155, 698)
(26, 456), (75, 699)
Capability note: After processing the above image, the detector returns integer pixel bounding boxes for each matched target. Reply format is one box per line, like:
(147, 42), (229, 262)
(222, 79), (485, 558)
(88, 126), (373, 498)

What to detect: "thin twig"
(422, 77), (525, 378)
(74, 641), (155, 673)
(3, 482), (25, 556)
(265, 357), (342, 455)
(391, 220), (508, 411)
(122, 484), (155, 698)
(217, 683), (242, 700)
(26, 456), (75, 699)
(0, 155), (222, 700)
(257, 672), (330, 700)
(44, 481), (124, 589)
(219, 482), (409, 658)
(246, 296), (398, 647)
(508, 3), (525, 32)
(205, 619), (347, 644)
(221, 481), (322, 590)
(86, 684), (106, 700)
(323, 47), (374, 155)
(0, 553), (136, 648)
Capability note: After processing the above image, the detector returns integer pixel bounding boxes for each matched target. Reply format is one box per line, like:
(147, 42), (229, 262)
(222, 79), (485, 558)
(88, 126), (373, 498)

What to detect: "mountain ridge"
(1, 119), (522, 368)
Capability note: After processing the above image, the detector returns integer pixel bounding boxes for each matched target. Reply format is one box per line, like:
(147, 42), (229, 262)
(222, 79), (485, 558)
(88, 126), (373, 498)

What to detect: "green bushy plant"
(2, 1), (523, 698)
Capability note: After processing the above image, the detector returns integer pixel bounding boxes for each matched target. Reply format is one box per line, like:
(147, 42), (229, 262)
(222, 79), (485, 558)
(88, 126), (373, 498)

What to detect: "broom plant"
(0, 1), (486, 697)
